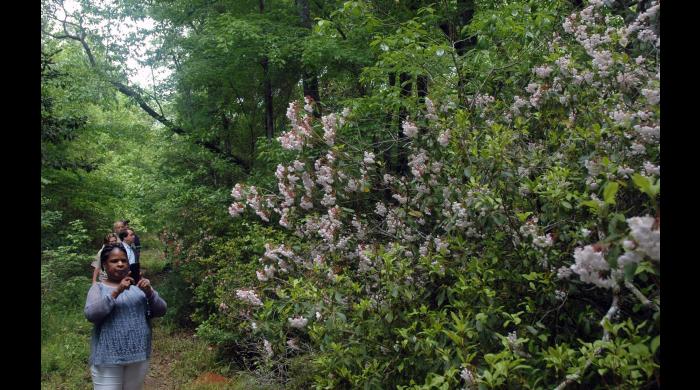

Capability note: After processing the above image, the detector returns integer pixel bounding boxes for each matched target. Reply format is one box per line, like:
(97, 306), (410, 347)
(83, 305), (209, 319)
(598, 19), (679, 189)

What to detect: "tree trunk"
(260, 0), (274, 139)
(298, 0), (321, 117)
(417, 75), (429, 136)
(397, 72), (412, 176)
(383, 72), (396, 202)
(262, 57), (274, 139)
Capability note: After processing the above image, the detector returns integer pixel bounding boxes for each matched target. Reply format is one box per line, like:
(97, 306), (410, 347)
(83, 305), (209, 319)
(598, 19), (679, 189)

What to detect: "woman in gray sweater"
(85, 243), (167, 390)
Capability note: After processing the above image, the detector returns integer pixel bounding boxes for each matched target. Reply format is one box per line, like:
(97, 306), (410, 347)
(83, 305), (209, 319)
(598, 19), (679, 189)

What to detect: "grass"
(41, 279), (93, 390)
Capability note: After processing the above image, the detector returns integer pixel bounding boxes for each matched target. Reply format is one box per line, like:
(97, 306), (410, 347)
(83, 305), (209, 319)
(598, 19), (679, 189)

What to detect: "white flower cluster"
(231, 183), (244, 200)
(228, 202), (245, 217)
(375, 201), (387, 216)
(408, 149), (428, 178)
(425, 97), (438, 121)
(263, 339), (273, 358)
(511, 95), (530, 116)
(279, 101), (313, 150)
(288, 316), (308, 329)
(519, 218), (553, 248)
(256, 264), (276, 282)
(643, 161), (660, 177)
(460, 367), (476, 388)
(402, 120), (418, 138)
(469, 93), (495, 109)
(626, 216), (660, 261)
(437, 130), (450, 147)
(236, 289), (263, 306)
(570, 245), (617, 289)
(357, 244), (373, 273)
(322, 113), (337, 146)
(533, 65), (553, 78)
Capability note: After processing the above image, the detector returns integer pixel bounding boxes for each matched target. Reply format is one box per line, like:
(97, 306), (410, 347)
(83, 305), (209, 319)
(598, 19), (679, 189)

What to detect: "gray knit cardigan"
(84, 282), (167, 366)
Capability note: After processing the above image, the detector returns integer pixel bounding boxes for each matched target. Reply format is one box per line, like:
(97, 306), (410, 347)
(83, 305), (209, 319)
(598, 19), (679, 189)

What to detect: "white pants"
(90, 360), (149, 390)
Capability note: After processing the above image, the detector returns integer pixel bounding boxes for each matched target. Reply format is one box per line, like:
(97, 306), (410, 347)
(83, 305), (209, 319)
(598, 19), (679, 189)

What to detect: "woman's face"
(104, 248), (129, 282)
(108, 236), (118, 245)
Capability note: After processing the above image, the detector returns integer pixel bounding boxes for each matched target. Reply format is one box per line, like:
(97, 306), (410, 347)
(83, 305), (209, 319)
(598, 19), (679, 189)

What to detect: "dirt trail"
(143, 268), (181, 390)
(144, 341), (179, 390)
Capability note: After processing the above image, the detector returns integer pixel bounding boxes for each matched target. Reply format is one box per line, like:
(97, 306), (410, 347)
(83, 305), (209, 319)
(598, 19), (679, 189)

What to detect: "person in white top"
(113, 220), (126, 241)
(91, 233), (119, 284)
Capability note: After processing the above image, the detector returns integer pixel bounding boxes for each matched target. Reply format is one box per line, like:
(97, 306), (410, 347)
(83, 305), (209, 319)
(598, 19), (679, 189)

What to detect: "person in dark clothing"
(122, 219), (141, 263)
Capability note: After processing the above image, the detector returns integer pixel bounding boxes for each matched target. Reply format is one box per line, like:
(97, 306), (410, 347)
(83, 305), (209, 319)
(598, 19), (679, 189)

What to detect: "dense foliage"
(41, 0), (660, 388)
(225, 1), (660, 388)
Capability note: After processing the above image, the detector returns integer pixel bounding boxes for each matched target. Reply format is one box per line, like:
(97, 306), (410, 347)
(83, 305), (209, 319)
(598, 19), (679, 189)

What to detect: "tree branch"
(624, 280), (659, 312)
(555, 287), (620, 390)
(47, 18), (250, 170)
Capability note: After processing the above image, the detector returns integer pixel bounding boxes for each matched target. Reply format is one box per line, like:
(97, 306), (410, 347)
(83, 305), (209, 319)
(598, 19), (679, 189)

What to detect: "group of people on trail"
(85, 219), (167, 389)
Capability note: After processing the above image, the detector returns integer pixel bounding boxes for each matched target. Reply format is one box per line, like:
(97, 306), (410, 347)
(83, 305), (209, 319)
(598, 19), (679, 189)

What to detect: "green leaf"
(408, 210), (423, 218)
(623, 262), (638, 280)
(580, 200), (600, 212)
(651, 335), (660, 354)
(631, 174), (660, 199)
(603, 181), (619, 205)
(516, 211), (533, 222)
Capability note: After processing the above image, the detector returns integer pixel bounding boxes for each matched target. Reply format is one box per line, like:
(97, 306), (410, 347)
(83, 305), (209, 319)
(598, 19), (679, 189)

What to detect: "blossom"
(278, 129), (304, 151)
(288, 316), (308, 329)
(300, 196), (313, 210)
(322, 113), (337, 146)
(641, 87), (660, 105)
(228, 202), (245, 217)
(287, 338), (301, 350)
(363, 151), (375, 165)
(533, 65), (553, 78)
(392, 194), (407, 205)
(627, 216), (660, 260)
(286, 101), (299, 124)
(437, 130), (450, 147)
(617, 250), (642, 269)
(434, 237), (450, 254)
(556, 266), (573, 279)
(511, 95), (529, 115)
(533, 234), (554, 248)
(375, 202), (387, 216)
(425, 97), (438, 120)
(507, 331), (519, 349)
(304, 96), (314, 113)
(643, 161), (660, 176)
(408, 149), (428, 177)
(460, 367), (476, 388)
(263, 339), (273, 358)
(231, 183), (244, 200)
(293, 160), (306, 172)
(570, 245), (617, 289)
(236, 289), (263, 306)
(402, 120), (418, 138)
(554, 290), (567, 301)
(321, 193), (336, 207)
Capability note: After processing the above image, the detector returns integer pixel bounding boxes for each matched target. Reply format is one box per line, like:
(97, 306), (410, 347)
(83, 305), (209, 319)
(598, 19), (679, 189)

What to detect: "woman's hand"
(137, 278), (154, 298)
(111, 274), (134, 299)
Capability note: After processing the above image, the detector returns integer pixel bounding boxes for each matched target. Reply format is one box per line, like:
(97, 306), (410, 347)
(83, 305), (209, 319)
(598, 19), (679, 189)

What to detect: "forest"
(41, 0), (660, 388)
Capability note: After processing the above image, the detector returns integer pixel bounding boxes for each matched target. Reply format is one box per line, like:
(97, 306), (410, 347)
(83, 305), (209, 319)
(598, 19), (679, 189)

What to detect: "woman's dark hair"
(103, 233), (119, 245)
(100, 243), (128, 270)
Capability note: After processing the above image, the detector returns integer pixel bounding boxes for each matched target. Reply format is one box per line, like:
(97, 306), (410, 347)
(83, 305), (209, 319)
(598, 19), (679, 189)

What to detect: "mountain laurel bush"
(225, 1), (660, 388)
